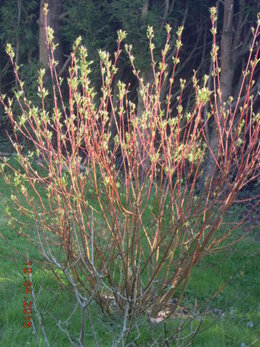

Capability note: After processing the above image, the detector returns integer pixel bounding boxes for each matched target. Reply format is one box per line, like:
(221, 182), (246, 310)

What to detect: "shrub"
(1, 5), (259, 345)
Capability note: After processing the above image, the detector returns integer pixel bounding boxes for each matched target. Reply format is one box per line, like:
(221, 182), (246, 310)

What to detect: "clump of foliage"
(0, 5), (259, 345)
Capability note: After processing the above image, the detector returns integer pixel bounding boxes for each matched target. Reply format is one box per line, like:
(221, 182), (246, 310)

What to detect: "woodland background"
(0, 0), (259, 155)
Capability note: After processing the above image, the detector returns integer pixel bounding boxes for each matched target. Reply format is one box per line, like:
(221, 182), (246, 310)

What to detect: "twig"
(57, 319), (78, 346)
(86, 305), (99, 347)
(91, 207), (94, 265)
(80, 306), (86, 347)
(26, 250), (50, 347)
(31, 318), (41, 347)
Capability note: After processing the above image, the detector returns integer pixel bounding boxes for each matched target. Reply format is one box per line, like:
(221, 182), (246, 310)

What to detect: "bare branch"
(114, 301), (130, 347)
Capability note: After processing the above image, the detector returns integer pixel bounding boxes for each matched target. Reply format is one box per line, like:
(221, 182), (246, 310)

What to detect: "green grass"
(0, 169), (259, 346)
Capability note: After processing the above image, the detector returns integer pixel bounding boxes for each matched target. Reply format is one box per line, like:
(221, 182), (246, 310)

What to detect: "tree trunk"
(206, 0), (234, 178)
(39, 0), (63, 69)
(15, 0), (22, 88)
(141, 0), (149, 18)
(220, 0), (234, 102)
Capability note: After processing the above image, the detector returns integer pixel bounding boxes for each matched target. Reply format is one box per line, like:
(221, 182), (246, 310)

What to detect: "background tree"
(0, 0), (39, 142)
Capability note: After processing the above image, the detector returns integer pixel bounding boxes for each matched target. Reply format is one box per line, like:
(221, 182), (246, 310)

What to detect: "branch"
(114, 301), (130, 346)
(232, 75), (260, 108)
(236, 29), (253, 59)
(174, 25), (204, 76)
(26, 250), (50, 347)
(160, 0), (172, 30)
(233, 0), (247, 54)
(80, 306), (86, 347)
(57, 320), (78, 346)
(86, 306), (99, 347)
(58, 55), (72, 77)
(59, 11), (70, 21)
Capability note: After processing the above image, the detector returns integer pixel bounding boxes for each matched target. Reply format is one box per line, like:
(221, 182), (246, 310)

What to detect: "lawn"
(0, 168), (259, 346)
